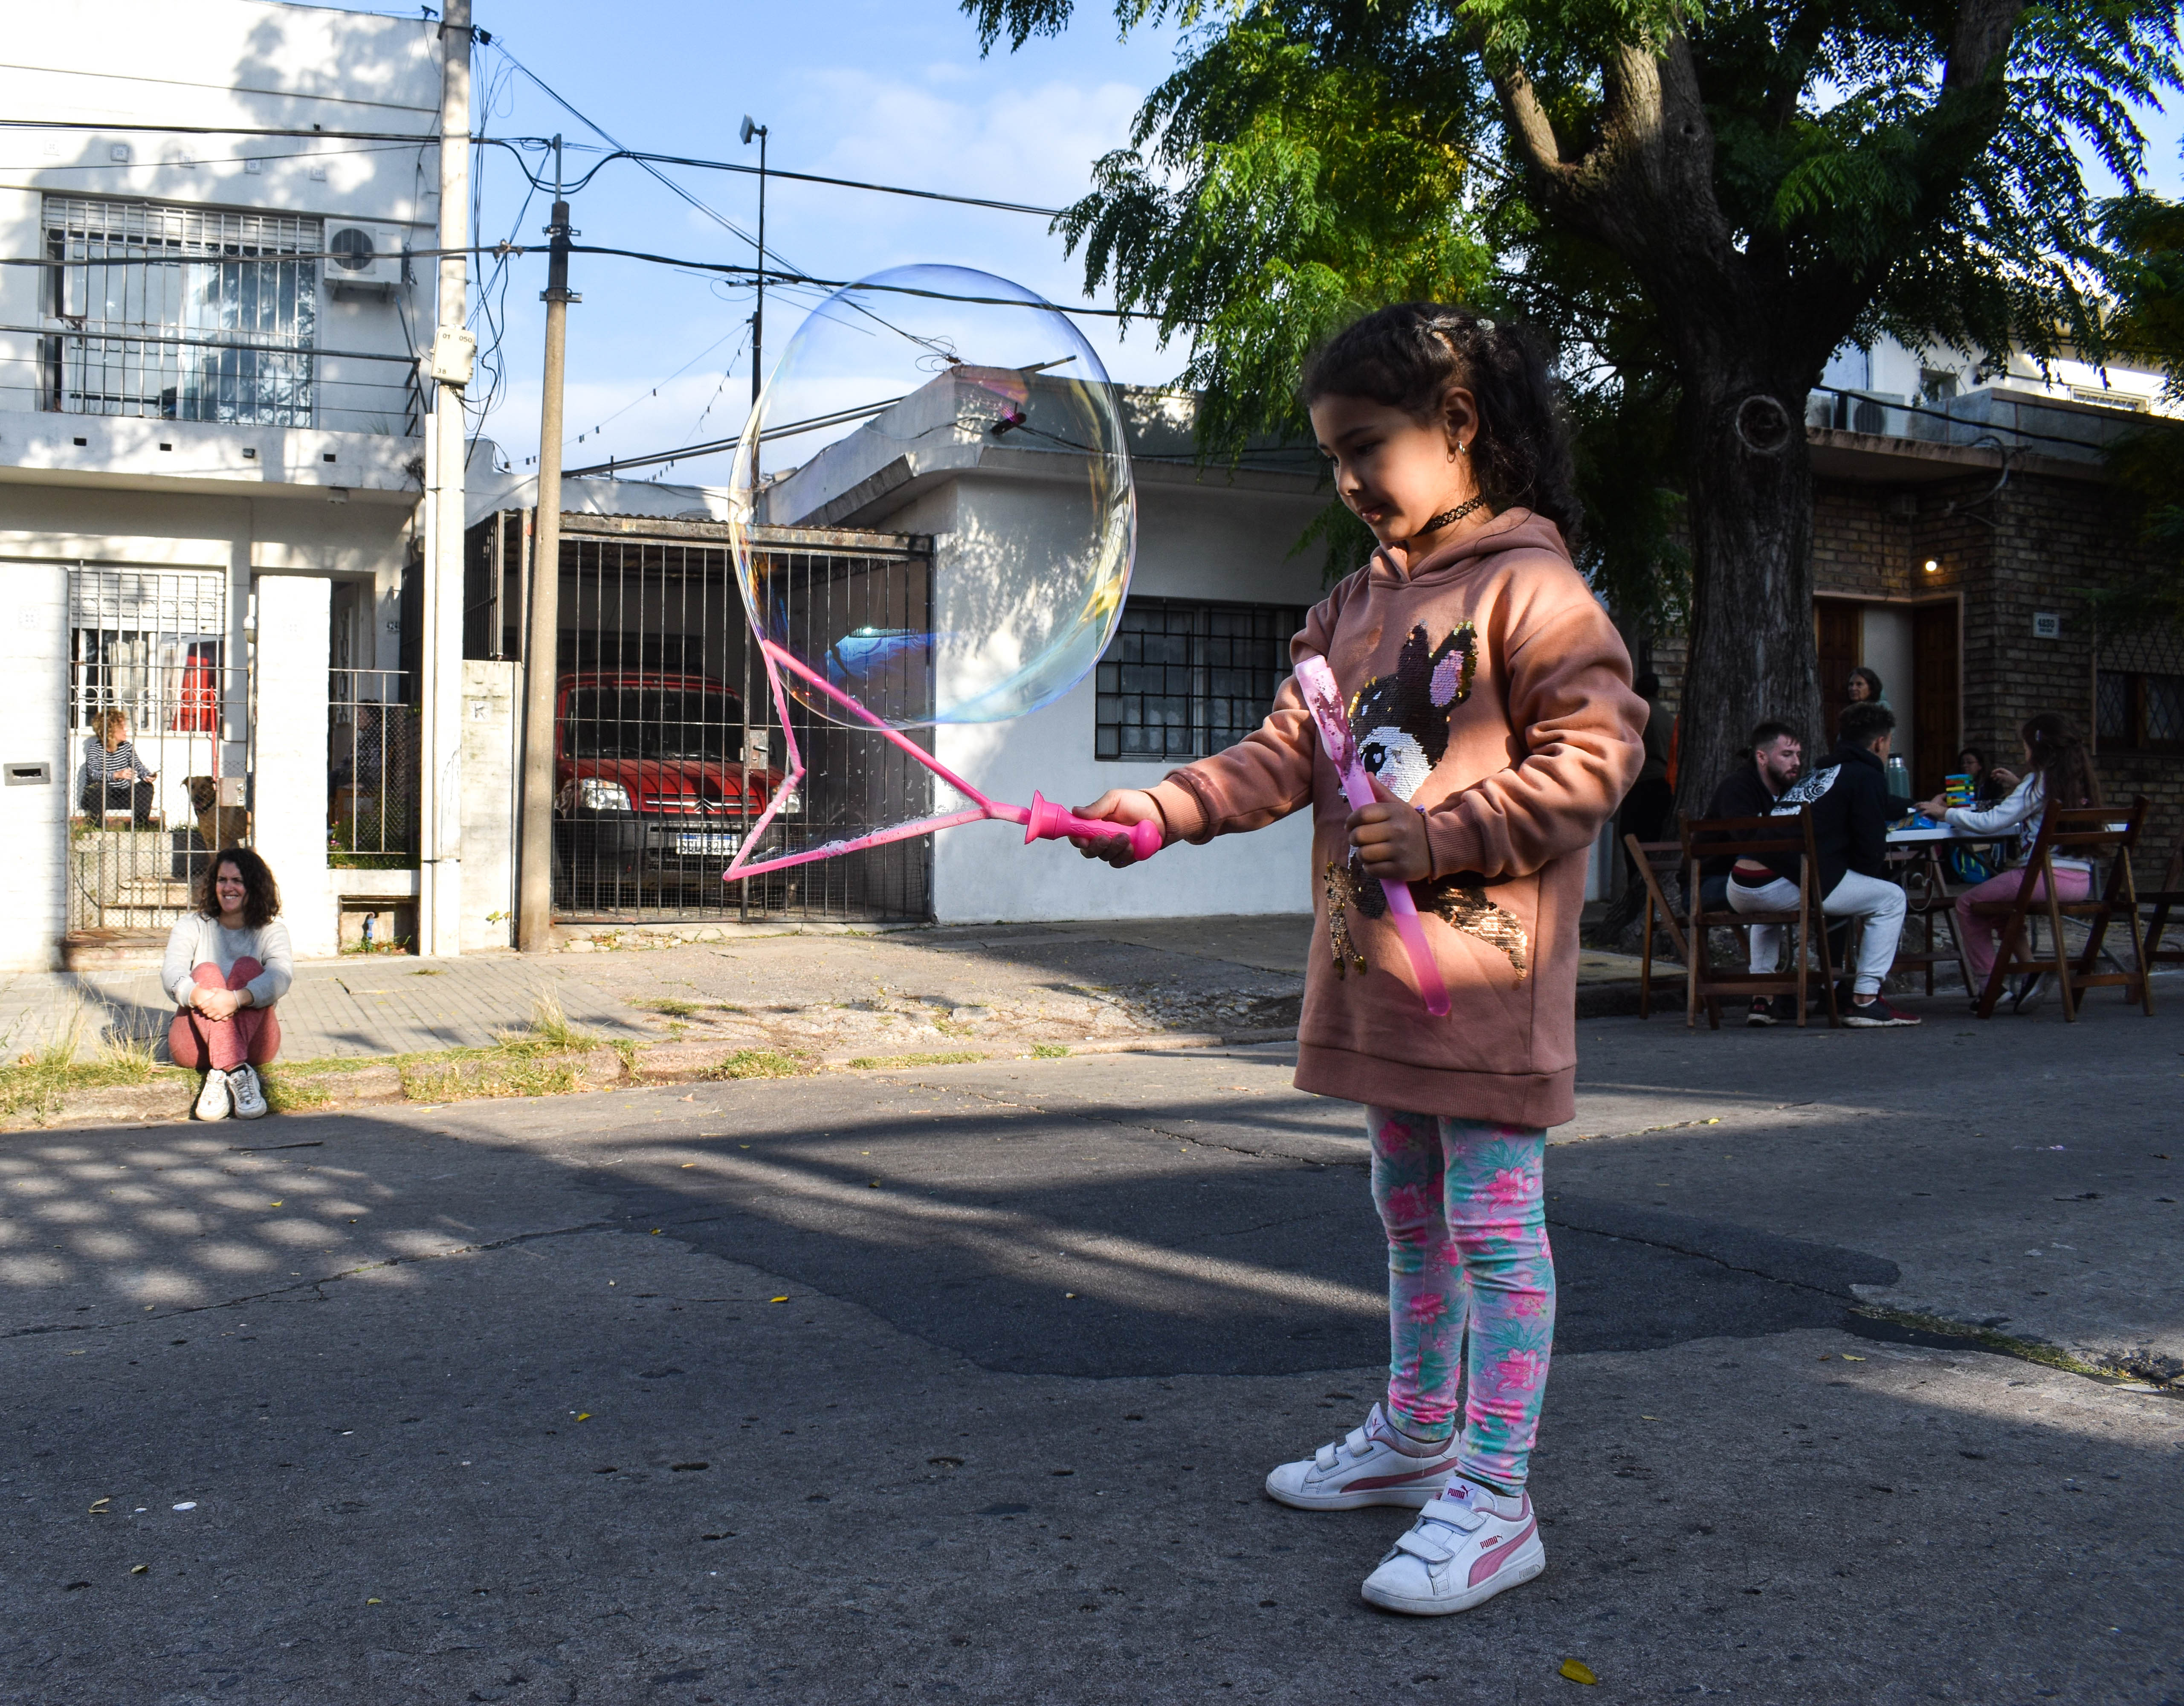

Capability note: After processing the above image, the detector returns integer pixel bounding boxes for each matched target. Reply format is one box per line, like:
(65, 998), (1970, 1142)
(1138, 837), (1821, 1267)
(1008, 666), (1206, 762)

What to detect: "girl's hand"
(1069, 789), (1164, 868)
(1990, 766), (2020, 791)
(1915, 795), (1948, 818)
(1348, 782), (1434, 884)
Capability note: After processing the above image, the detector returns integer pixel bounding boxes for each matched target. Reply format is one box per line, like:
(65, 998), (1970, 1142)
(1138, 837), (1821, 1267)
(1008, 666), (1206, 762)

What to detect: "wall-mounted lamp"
(1922, 558), (1941, 573)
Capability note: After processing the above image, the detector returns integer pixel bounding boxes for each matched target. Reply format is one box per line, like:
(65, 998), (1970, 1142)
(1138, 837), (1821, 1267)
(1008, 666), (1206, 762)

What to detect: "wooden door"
(1912, 601), (1960, 799)
(1815, 598), (1861, 749)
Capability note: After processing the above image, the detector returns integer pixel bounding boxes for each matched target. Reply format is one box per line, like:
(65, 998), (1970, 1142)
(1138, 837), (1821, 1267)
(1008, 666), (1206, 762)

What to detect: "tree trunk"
(1669, 371), (1824, 828)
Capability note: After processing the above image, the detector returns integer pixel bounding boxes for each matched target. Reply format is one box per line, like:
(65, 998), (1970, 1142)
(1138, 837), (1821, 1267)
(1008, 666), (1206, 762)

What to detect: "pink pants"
(168, 958), (281, 1071)
(1955, 867), (2092, 985)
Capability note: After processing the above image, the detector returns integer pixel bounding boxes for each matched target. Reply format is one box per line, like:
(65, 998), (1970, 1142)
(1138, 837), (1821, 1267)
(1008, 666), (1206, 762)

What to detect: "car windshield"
(564, 689), (741, 760)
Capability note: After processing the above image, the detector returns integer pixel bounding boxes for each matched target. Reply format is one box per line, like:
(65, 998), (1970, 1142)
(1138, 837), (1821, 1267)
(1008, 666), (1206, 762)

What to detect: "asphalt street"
(3, 1003), (2180, 1703)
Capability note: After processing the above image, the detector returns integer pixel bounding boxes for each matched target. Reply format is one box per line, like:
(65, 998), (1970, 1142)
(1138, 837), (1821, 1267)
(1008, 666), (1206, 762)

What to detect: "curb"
(3, 1026), (1308, 1129)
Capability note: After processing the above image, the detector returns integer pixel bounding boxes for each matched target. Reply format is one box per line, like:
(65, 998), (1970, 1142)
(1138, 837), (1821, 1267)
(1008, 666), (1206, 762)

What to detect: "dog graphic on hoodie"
(1325, 621), (1531, 980)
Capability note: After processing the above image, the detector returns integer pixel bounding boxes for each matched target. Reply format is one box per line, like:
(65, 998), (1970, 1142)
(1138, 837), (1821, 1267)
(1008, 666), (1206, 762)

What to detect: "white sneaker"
(1360, 1479), (1546, 1616)
(193, 1068), (232, 1122)
(1264, 1404), (1460, 1511)
(229, 1064), (268, 1120)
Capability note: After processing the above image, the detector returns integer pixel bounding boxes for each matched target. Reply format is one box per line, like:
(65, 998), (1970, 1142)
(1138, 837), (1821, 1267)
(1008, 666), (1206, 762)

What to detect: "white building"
(757, 386), (1332, 920)
(0, 0), (456, 972)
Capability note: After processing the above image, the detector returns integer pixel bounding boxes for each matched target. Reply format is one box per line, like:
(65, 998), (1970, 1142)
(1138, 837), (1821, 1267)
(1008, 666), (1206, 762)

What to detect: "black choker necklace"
(1412, 494), (1486, 539)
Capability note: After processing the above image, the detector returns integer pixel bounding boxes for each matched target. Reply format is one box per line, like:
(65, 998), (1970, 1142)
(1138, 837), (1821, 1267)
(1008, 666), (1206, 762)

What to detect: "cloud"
(806, 65), (1143, 211)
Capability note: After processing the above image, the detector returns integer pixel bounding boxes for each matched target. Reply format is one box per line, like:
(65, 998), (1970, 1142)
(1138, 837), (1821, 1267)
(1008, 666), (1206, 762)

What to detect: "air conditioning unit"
(324, 224), (406, 295)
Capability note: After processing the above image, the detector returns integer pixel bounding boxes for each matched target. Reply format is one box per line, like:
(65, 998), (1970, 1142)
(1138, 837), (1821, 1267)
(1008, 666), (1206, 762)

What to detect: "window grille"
(43, 195), (321, 424)
(2098, 621), (2184, 754)
(2070, 385), (2148, 413)
(1095, 596), (1305, 761)
(69, 567), (229, 734)
(2098, 670), (2184, 753)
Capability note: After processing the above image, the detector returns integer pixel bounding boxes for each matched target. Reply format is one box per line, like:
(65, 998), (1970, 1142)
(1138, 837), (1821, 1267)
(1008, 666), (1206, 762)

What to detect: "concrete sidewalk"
(0, 917), (1657, 1072)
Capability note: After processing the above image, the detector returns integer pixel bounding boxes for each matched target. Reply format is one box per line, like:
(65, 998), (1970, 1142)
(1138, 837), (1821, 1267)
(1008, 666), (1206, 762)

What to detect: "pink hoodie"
(1147, 510), (1645, 1126)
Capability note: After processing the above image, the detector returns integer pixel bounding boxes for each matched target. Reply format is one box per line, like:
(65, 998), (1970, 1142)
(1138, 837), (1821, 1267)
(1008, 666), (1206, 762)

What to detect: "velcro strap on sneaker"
(1313, 1444), (1340, 1470)
(1394, 1529), (1456, 1564)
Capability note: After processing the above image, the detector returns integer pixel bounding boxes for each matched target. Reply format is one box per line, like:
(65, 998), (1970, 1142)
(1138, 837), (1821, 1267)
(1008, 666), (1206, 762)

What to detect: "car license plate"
(674, 832), (740, 856)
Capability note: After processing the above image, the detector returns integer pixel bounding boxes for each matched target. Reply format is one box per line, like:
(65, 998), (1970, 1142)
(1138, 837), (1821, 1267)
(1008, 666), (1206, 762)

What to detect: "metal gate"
(466, 511), (934, 924)
(66, 565), (252, 932)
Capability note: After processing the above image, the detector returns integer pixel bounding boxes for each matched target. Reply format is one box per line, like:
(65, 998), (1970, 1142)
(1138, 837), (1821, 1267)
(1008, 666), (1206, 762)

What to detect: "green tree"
(2100, 194), (2184, 629)
(965, 0), (2180, 811)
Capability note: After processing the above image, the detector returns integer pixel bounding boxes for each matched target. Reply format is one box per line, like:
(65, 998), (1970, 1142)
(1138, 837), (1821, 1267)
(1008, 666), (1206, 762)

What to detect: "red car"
(552, 670), (782, 905)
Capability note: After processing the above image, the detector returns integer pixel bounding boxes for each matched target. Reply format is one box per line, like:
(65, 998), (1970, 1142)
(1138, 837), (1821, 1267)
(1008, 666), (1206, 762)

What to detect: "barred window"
(43, 195), (321, 425)
(2097, 670), (2184, 754)
(1095, 597), (1304, 761)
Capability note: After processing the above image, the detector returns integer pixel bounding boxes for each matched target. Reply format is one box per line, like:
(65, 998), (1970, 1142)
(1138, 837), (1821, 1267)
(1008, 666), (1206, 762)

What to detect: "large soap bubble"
(727, 264), (1135, 729)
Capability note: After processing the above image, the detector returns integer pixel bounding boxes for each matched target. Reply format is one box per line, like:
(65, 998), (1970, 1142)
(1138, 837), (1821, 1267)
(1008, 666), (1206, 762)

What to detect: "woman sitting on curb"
(163, 847), (292, 1120)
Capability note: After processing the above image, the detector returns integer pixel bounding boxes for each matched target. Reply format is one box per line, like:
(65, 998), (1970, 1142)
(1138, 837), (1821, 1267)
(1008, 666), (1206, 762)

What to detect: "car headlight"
(575, 778), (632, 812)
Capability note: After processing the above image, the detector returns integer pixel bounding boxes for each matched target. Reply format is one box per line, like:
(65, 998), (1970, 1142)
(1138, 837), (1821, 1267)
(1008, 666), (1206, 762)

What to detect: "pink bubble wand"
(721, 637), (1162, 885)
(1293, 655), (1451, 1016)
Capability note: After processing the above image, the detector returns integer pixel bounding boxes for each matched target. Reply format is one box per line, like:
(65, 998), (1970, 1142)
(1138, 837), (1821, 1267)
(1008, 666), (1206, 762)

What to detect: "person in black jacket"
(1693, 719), (1802, 912)
(1726, 701), (1920, 1027)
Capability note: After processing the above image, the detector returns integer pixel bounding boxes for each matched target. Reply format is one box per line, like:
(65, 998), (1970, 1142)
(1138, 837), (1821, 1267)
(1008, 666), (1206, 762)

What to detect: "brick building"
(1645, 383), (2184, 868)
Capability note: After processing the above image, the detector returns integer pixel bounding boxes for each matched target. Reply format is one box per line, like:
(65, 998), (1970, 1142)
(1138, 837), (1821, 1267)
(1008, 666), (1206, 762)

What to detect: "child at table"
(1918, 713), (2100, 1014)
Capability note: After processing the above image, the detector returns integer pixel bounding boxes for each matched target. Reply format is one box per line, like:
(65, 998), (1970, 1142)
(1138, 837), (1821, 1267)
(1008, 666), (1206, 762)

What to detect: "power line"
(0, 119), (449, 143)
(562, 396), (904, 478)
(489, 48), (764, 258)
(0, 241), (1160, 322)
(590, 149), (1065, 219)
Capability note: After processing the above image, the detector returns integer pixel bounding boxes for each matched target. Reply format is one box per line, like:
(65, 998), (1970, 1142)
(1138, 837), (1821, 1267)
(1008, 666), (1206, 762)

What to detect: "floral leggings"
(1367, 1108), (1555, 1494)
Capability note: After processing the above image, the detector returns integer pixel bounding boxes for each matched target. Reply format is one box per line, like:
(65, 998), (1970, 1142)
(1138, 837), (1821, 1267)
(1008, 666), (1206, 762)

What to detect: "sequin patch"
(1324, 860), (1368, 977)
(1423, 879), (1529, 978)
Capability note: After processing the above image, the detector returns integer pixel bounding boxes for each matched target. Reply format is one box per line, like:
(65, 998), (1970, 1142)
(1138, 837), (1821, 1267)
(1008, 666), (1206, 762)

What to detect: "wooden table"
(1883, 823), (1978, 994)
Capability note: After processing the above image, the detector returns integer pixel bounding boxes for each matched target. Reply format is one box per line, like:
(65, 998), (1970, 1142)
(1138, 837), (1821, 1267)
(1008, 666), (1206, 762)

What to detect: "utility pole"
(421, 0), (475, 958)
(741, 115), (767, 472)
(517, 139), (577, 952)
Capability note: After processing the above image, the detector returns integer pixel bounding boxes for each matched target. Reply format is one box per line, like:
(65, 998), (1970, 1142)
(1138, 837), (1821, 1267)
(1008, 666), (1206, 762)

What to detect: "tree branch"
(1944, 0), (2028, 91)
(1477, 43), (1568, 181)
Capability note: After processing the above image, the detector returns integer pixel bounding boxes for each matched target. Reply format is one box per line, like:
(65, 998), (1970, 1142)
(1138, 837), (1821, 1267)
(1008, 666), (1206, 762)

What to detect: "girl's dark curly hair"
(197, 845), (282, 930)
(1301, 303), (1582, 548)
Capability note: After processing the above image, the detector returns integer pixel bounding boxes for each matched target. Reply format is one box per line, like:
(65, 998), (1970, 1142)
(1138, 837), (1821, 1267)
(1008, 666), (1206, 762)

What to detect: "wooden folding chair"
(1623, 834), (1691, 1020)
(1681, 808), (1841, 1030)
(2139, 832), (2184, 982)
(1968, 795), (2153, 1021)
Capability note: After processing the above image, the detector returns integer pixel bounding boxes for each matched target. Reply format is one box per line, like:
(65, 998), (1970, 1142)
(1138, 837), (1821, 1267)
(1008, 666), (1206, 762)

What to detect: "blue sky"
(446, 0), (1193, 479)
(325, 1), (2183, 481)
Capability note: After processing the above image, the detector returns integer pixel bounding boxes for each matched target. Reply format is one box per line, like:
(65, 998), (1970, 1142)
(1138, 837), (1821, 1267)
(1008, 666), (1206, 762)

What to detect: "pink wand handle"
(1292, 656), (1451, 1017)
(1022, 790), (1163, 862)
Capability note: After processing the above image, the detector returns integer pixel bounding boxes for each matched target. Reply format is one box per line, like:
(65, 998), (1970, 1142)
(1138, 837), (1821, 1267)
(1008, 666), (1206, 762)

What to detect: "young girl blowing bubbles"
(1074, 304), (1644, 1616)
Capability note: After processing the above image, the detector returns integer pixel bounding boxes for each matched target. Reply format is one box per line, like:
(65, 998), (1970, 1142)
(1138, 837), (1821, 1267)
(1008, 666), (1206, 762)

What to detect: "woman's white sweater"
(163, 916), (295, 1009)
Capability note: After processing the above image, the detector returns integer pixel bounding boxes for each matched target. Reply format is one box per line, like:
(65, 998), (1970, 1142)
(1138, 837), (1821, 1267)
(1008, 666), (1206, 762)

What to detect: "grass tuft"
(845, 1050), (983, 1071)
(1031, 1044), (1070, 1059)
(633, 998), (702, 1018)
(499, 989), (596, 1055)
(0, 1008), (165, 1119)
(704, 1048), (812, 1081)
(256, 1066), (334, 1113)
(399, 1053), (583, 1103)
